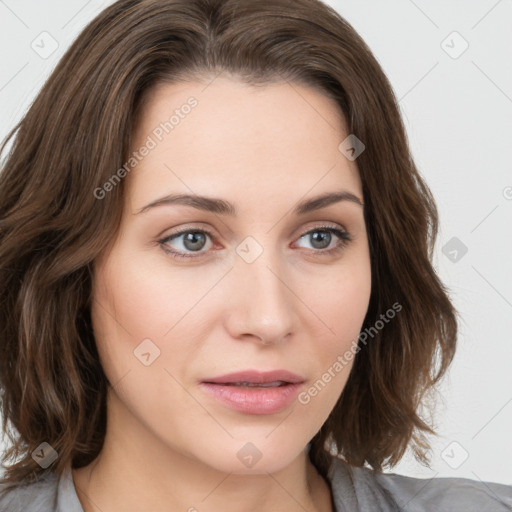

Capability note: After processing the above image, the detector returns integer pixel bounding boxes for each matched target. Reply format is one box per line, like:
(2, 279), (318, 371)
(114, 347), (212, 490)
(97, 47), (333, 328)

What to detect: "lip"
(202, 369), (305, 385)
(200, 369), (306, 415)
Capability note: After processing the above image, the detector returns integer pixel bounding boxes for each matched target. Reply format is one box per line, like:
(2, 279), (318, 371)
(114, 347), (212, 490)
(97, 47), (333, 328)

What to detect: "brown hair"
(0, 0), (457, 489)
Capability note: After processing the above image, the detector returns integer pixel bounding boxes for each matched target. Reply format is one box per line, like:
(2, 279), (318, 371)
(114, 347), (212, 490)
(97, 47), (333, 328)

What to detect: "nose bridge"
(227, 233), (295, 342)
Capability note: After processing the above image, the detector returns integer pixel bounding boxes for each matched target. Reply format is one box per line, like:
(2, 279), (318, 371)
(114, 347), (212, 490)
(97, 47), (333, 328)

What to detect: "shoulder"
(0, 470), (59, 512)
(327, 456), (512, 512)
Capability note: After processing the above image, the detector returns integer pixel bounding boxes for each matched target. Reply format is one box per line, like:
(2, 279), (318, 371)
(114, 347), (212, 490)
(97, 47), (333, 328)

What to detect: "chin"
(176, 430), (307, 476)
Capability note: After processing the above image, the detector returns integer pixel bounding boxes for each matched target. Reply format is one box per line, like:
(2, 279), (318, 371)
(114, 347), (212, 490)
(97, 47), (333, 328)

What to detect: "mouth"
(208, 381), (289, 387)
(201, 369), (305, 386)
(199, 370), (305, 415)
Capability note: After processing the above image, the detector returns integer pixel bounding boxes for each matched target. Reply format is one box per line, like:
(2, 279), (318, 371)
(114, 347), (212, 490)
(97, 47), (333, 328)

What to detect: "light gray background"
(1, 0), (511, 485)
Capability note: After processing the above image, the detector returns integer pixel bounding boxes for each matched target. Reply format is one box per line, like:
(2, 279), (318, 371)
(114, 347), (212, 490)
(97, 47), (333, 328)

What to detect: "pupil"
(184, 232), (205, 251)
(311, 231), (331, 249)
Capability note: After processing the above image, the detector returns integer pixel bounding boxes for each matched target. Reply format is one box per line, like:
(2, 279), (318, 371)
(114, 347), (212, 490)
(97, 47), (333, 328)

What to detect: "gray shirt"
(1, 456), (511, 511)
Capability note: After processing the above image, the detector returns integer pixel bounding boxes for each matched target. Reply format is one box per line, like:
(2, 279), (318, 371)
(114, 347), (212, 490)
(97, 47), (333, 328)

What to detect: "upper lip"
(201, 370), (305, 385)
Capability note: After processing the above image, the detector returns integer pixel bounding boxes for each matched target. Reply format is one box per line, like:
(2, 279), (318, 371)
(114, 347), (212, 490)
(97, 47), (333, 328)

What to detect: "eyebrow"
(135, 190), (363, 216)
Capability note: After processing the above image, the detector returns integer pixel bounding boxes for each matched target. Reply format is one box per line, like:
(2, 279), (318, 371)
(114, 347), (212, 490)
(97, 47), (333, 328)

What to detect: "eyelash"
(158, 224), (352, 260)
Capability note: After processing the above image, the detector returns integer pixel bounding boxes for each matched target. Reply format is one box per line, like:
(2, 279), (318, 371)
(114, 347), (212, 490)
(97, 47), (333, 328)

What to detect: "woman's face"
(91, 75), (371, 475)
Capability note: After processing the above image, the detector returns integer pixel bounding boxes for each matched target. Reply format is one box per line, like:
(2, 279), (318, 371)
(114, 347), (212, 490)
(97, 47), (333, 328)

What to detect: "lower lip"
(199, 382), (303, 415)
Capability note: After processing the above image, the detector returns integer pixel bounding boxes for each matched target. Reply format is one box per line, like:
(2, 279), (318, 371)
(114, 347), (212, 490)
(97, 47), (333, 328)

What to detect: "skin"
(73, 74), (372, 512)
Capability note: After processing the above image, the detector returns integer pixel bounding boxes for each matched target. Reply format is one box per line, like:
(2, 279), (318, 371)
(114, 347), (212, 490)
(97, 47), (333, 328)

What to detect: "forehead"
(126, 76), (362, 210)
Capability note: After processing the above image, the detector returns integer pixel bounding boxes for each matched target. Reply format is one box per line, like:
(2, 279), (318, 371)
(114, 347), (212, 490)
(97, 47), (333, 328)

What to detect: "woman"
(0, 0), (510, 510)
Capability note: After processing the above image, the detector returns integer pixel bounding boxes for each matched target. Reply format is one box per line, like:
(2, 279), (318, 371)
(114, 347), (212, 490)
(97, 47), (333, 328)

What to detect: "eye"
(159, 228), (214, 259)
(158, 224), (352, 260)
(294, 226), (352, 254)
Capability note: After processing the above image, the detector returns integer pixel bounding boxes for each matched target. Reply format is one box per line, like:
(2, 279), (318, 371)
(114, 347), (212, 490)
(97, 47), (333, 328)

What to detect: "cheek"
(302, 254), (371, 404)
(90, 244), (222, 392)
(89, 255), (198, 432)
(317, 250), (372, 345)
(89, 251), (171, 385)
(92, 248), (189, 340)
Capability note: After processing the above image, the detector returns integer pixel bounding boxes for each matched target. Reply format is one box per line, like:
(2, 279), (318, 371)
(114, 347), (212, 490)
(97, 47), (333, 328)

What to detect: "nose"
(223, 243), (296, 346)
